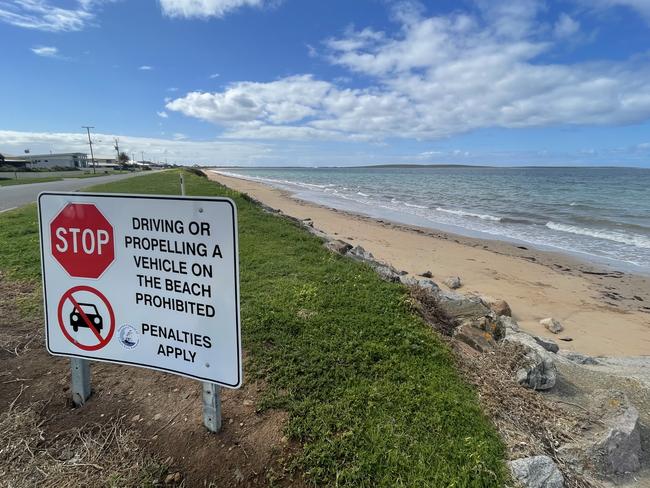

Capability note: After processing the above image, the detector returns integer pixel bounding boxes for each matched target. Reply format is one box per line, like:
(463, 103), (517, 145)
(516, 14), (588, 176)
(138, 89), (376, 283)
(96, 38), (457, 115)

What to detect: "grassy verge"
(0, 170), (507, 486)
(0, 176), (63, 186)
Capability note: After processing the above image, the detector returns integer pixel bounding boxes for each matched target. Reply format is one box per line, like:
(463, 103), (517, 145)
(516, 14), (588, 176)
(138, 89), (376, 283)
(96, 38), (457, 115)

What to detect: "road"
(0, 173), (143, 212)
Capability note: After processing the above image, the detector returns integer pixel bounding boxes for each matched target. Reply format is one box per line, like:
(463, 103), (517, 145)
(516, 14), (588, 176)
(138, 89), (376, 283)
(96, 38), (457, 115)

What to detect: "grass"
(0, 170), (507, 486)
(0, 176), (63, 186)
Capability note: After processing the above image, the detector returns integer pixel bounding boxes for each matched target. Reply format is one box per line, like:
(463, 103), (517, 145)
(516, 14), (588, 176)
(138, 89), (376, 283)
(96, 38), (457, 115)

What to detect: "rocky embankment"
(278, 206), (647, 488)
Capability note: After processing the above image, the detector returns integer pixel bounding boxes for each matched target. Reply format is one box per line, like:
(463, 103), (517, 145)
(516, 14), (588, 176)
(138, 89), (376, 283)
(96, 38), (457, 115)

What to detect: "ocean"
(213, 166), (650, 273)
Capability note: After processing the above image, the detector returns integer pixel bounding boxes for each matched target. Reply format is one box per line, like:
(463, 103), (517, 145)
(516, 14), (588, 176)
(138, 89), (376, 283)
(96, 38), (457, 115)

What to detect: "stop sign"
(50, 203), (114, 279)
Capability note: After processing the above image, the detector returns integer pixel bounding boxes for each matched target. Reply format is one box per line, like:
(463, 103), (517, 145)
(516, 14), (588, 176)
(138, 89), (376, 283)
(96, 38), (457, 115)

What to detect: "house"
(8, 152), (89, 169)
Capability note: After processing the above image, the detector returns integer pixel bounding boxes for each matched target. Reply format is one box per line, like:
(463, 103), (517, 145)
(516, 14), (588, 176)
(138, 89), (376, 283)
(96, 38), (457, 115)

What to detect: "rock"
(563, 352), (599, 365)
(516, 349), (556, 390)
(325, 239), (352, 255)
(372, 263), (401, 283)
(399, 275), (419, 287)
(558, 337), (572, 342)
(500, 315), (520, 332)
(417, 279), (440, 293)
(444, 276), (462, 289)
(480, 296), (512, 317)
(153, 413), (162, 421)
(301, 218), (314, 227)
(533, 336), (559, 354)
(540, 318), (564, 334)
(462, 313), (506, 341)
(597, 402), (641, 474)
(243, 399), (254, 406)
(420, 270), (433, 278)
(508, 455), (564, 488)
(454, 324), (496, 352)
(348, 245), (374, 262)
(435, 291), (490, 321)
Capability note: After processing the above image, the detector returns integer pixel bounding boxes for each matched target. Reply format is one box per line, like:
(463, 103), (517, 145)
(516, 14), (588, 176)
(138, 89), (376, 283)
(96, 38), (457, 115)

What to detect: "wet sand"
(208, 170), (650, 357)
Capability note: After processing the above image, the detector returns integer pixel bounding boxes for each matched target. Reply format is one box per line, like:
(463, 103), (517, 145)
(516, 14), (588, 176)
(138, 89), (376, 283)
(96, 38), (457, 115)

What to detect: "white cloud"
(580, 0), (650, 23)
(157, 111), (169, 118)
(159, 0), (266, 19)
(167, 87), (179, 92)
(166, 2), (650, 142)
(139, 65), (153, 70)
(31, 46), (60, 58)
(209, 73), (220, 79)
(0, 0), (101, 32)
(554, 13), (580, 38)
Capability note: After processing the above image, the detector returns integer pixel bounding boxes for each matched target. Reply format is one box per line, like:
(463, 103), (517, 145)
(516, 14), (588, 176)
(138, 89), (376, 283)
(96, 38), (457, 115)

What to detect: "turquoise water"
(213, 166), (650, 273)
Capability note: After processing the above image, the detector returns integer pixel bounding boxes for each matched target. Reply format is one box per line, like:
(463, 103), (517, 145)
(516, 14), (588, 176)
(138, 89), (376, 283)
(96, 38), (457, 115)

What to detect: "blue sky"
(1, 0), (650, 167)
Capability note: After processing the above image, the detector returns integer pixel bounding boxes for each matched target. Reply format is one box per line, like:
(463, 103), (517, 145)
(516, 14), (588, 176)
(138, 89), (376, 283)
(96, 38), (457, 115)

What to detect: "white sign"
(38, 192), (241, 388)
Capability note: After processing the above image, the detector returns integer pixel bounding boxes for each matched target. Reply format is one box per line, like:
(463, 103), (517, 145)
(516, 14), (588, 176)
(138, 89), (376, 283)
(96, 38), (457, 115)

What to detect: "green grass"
(0, 170), (507, 487)
(0, 176), (63, 186)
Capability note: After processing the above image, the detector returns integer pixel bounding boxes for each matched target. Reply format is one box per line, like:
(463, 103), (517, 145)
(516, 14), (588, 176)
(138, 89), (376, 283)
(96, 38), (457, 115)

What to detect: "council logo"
(118, 324), (139, 350)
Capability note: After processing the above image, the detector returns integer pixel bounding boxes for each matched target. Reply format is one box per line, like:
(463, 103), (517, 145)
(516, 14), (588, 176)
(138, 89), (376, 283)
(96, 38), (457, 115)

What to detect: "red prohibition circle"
(57, 285), (115, 351)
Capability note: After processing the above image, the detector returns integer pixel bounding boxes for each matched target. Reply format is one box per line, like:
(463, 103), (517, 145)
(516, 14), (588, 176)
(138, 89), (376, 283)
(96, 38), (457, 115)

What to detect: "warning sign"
(57, 285), (115, 351)
(38, 192), (241, 388)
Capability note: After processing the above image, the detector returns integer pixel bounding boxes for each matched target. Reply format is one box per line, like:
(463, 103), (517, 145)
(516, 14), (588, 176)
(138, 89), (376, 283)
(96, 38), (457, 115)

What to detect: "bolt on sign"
(38, 192), (241, 388)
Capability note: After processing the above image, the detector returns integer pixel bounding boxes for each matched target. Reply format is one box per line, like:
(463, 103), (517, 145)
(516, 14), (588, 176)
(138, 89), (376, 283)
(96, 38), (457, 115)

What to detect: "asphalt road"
(0, 173), (143, 212)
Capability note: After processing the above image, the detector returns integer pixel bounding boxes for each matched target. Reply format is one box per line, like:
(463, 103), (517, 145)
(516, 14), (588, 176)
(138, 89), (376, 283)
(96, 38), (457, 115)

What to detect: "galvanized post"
(70, 358), (90, 407)
(202, 382), (222, 432)
(179, 172), (222, 433)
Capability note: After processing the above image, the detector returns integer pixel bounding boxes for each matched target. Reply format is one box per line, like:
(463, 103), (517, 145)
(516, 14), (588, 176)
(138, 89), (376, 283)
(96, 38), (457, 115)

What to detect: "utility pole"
(113, 137), (120, 165)
(82, 126), (96, 174)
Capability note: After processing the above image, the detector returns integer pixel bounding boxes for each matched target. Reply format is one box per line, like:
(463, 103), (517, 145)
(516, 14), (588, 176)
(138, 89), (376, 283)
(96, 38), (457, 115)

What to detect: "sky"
(1, 0), (650, 167)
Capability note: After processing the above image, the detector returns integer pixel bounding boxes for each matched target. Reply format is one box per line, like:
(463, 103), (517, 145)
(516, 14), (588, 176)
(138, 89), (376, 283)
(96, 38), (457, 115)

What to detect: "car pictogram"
(70, 303), (103, 333)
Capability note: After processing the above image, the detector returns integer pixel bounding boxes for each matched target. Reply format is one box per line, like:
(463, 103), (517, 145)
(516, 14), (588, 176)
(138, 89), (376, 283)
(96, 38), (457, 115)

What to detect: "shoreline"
(208, 170), (650, 358)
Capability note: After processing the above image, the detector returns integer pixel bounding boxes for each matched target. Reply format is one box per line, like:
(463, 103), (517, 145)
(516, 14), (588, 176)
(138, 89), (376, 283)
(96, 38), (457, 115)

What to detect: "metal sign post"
(179, 172), (222, 433)
(70, 357), (90, 406)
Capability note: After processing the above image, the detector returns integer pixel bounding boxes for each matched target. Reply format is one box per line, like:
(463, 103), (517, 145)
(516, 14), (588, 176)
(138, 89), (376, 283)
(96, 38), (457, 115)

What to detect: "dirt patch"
(0, 276), (301, 487)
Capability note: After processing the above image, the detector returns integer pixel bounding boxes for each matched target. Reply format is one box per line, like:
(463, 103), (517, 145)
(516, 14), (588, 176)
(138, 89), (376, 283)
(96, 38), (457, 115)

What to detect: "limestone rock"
(533, 336), (559, 354)
(454, 324), (496, 352)
(435, 291), (490, 321)
(399, 275), (419, 287)
(462, 313), (506, 342)
(372, 263), (401, 283)
(417, 279), (440, 293)
(500, 315), (520, 332)
(563, 352), (599, 365)
(540, 318), (564, 334)
(480, 296), (512, 317)
(420, 270), (433, 278)
(516, 349), (556, 390)
(597, 402), (641, 474)
(508, 456), (564, 488)
(325, 239), (352, 255)
(348, 245), (374, 262)
(444, 276), (462, 289)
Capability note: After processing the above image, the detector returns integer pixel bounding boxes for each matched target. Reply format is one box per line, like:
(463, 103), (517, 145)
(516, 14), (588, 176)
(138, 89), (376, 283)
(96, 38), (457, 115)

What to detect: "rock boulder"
(516, 349), (557, 390)
(444, 276), (462, 289)
(540, 318), (564, 334)
(508, 456), (564, 488)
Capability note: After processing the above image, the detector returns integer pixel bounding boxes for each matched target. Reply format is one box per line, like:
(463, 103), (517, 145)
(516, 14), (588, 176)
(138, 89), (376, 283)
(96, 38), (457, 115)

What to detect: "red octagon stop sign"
(50, 203), (114, 279)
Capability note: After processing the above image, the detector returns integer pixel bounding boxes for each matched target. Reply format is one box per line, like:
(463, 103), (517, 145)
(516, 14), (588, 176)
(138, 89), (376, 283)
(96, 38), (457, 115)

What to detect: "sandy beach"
(208, 170), (650, 358)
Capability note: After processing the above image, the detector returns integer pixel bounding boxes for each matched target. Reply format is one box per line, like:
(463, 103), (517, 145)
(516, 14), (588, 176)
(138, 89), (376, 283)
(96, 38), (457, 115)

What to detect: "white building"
(11, 153), (89, 169)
